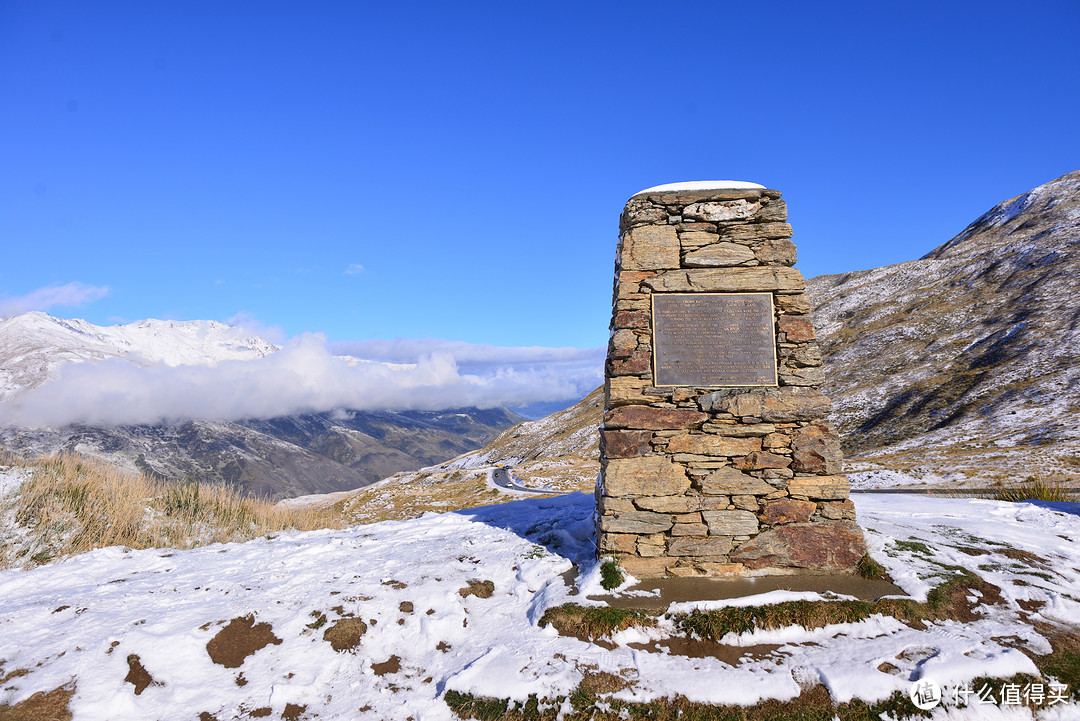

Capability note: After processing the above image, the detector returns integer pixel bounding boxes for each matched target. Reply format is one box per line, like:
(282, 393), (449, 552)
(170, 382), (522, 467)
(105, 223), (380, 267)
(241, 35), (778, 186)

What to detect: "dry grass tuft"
(0, 453), (340, 569)
(991, 476), (1073, 503)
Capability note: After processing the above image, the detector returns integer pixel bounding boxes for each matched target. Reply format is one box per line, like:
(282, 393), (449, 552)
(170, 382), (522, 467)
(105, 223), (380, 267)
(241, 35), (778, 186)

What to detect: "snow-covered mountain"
(0, 314), (524, 498)
(0, 312), (278, 403)
(808, 169), (1080, 483)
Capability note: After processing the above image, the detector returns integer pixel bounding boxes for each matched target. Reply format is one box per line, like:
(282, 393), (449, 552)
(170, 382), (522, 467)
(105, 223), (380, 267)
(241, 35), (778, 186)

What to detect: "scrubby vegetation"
(0, 453), (339, 569)
(991, 476), (1073, 503)
(599, 558), (624, 590)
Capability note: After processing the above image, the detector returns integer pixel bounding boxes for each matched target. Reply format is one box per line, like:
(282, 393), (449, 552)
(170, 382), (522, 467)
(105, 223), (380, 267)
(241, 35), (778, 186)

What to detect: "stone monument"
(596, 181), (867, 578)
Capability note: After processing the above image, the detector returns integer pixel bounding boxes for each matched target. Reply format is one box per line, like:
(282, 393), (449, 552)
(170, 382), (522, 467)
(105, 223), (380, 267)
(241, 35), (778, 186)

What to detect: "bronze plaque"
(652, 293), (777, 387)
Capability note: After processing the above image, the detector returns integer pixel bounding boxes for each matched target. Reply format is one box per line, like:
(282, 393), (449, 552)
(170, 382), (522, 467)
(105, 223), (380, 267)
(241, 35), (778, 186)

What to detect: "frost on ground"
(1, 483), (1079, 720)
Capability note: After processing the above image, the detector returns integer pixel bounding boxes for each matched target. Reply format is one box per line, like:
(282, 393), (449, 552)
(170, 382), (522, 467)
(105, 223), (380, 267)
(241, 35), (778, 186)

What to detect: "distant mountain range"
(359, 170), (1080, 498)
(0, 313), (524, 499)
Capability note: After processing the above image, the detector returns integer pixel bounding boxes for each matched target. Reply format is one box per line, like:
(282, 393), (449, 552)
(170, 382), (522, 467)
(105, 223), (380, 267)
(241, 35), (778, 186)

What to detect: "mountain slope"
(807, 169), (1080, 482)
(330, 387), (603, 523)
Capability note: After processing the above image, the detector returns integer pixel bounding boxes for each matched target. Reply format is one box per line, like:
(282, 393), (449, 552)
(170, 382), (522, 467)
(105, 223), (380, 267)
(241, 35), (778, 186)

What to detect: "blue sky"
(2, 2), (1078, 358)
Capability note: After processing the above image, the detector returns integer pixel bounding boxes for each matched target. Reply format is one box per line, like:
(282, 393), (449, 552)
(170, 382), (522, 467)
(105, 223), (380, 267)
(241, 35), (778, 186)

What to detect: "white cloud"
(0, 282), (109, 317)
(344, 264), (365, 275)
(225, 311), (286, 345)
(0, 335), (604, 427)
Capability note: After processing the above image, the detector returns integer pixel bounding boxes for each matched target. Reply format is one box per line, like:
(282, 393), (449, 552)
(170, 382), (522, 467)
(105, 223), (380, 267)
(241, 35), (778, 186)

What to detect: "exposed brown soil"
(0, 684), (75, 721)
(371, 655), (401, 676)
(628, 639), (784, 664)
(939, 578), (1006, 623)
(1017, 599), (1048, 613)
(1001, 548), (1051, 567)
(0, 667), (29, 685)
(250, 708), (272, 718)
(322, 618), (368, 652)
(282, 703), (307, 720)
(206, 615), (282, 668)
(399, 601), (414, 613)
(124, 654), (154, 695)
(578, 671), (630, 695)
(459, 580), (495, 599)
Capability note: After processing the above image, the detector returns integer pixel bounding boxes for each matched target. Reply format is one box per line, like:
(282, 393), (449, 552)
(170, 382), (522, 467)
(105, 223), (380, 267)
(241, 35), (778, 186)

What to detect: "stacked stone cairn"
(597, 183), (868, 578)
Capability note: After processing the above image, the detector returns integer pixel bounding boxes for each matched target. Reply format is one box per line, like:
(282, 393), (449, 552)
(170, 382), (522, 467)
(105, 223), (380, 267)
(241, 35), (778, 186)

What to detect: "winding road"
(491, 466), (561, 495)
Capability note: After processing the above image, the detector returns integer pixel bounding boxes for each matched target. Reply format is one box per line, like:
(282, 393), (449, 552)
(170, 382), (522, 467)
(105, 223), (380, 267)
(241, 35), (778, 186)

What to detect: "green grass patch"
(445, 685), (928, 720)
(855, 554), (887, 580)
(671, 597), (925, 640)
(599, 558), (624, 590)
(892, 540), (932, 555)
(538, 604), (655, 642)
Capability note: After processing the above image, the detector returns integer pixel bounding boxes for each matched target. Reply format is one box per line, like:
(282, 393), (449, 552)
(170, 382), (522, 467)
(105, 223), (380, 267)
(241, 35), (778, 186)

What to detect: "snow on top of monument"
(633, 180), (765, 195)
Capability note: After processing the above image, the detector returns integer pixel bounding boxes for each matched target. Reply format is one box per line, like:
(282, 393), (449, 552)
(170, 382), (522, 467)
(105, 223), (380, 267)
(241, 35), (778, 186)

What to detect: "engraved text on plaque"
(652, 293), (777, 387)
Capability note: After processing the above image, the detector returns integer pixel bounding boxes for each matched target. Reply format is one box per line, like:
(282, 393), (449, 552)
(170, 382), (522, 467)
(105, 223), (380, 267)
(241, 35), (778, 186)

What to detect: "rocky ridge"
(808, 169), (1080, 483)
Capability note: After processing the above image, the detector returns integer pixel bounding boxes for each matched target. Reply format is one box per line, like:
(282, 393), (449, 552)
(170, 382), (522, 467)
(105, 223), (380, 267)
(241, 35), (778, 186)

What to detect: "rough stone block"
(736, 451), (792, 470)
(729, 521), (866, 572)
(756, 239), (797, 265)
(604, 406), (708, 430)
(668, 536), (733, 557)
(609, 329), (639, 358)
(701, 422), (777, 437)
(612, 310), (650, 329)
(717, 222), (793, 242)
(597, 496), (636, 514)
(760, 499), (816, 525)
(683, 243), (756, 267)
(618, 557), (671, 578)
(703, 386), (832, 422)
(670, 523), (709, 537)
(666, 434), (761, 457)
(609, 350), (651, 376)
(787, 475), (850, 500)
(731, 494), (759, 511)
(603, 456), (690, 497)
(698, 467), (775, 496)
(756, 199), (787, 222)
(678, 230), (720, 249)
(620, 225), (680, 270)
(633, 495), (730, 513)
(682, 199), (762, 222)
(791, 420), (843, 474)
(605, 376), (651, 406)
(774, 293), (812, 314)
(778, 367), (826, 386)
(702, 510), (759, 536)
(598, 533), (638, 553)
(601, 430), (653, 459)
(643, 267), (805, 293)
(778, 315), (816, 342)
(599, 511), (674, 534)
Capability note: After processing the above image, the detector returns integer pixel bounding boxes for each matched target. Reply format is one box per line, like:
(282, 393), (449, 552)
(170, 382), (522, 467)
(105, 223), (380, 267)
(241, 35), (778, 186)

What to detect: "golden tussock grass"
(0, 452), (340, 569)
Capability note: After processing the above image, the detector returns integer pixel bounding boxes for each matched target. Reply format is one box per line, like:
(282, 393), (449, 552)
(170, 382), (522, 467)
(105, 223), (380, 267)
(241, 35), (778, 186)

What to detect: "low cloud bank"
(2, 335), (604, 427)
(0, 282), (109, 317)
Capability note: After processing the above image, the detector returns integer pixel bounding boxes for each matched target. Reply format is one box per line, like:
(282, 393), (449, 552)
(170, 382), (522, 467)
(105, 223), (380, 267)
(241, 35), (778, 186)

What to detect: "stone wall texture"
(597, 185), (867, 578)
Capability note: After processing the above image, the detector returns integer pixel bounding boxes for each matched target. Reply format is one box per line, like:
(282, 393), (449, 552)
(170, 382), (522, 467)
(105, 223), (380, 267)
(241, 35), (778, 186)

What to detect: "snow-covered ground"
(1, 468), (1079, 719)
